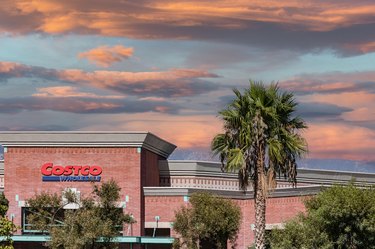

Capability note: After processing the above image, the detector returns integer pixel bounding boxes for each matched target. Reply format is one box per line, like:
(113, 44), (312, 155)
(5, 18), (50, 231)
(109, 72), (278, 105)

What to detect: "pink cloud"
(342, 41), (375, 54)
(4, 0), (375, 59)
(32, 86), (124, 99)
(82, 112), (375, 162)
(0, 0), (374, 57)
(8, 0), (375, 34)
(282, 81), (357, 94)
(283, 71), (375, 91)
(0, 62), (22, 73)
(83, 113), (222, 149)
(281, 72), (375, 124)
(305, 123), (375, 161)
(139, 97), (167, 102)
(0, 61), (219, 97)
(78, 45), (134, 67)
(342, 107), (375, 122)
(304, 92), (375, 109)
(57, 68), (219, 97)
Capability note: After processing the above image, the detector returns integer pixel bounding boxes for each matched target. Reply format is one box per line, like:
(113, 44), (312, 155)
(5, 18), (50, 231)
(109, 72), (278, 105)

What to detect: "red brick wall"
(4, 147), (144, 235)
(145, 196), (187, 239)
(145, 196), (186, 222)
(266, 196), (308, 223)
(140, 149), (164, 239)
(145, 195), (309, 248)
(4, 145), (310, 248)
(141, 150), (162, 187)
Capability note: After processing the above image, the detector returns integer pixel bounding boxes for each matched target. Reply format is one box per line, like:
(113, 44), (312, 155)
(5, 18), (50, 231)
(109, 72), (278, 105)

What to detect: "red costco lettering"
(73, 166), (82, 176)
(52, 166), (64, 176)
(90, 166), (102, 176)
(81, 166), (90, 176)
(41, 163), (53, 176)
(41, 163), (102, 176)
(64, 166), (73, 176)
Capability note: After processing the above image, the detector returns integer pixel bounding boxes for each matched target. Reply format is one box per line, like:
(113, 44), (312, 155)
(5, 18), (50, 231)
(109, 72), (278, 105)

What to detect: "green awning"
(2, 235), (174, 244)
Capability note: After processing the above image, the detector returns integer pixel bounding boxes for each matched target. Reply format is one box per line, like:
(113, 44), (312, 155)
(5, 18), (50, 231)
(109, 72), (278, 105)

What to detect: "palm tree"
(212, 81), (307, 249)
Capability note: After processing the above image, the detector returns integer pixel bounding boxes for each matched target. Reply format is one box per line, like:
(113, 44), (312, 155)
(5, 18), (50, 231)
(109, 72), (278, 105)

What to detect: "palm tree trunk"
(254, 128), (266, 249)
(254, 177), (266, 249)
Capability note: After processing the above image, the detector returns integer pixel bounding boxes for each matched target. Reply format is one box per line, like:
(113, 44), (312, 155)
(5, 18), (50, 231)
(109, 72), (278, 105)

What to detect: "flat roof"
(0, 131), (176, 158)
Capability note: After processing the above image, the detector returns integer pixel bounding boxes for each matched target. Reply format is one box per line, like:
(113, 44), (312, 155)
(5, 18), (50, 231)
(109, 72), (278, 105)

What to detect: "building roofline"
(166, 160), (375, 175)
(298, 167), (375, 175)
(160, 160), (375, 185)
(167, 160), (219, 164)
(0, 131), (176, 158)
(144, 186), (323, 199)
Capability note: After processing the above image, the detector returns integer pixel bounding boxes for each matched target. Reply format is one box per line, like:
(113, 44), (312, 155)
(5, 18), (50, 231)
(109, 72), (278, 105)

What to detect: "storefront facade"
(0, 131), (374, 249)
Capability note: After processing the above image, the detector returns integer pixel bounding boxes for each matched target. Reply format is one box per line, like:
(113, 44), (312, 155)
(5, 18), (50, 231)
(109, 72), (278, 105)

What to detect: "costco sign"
(41, 163), (102, 182)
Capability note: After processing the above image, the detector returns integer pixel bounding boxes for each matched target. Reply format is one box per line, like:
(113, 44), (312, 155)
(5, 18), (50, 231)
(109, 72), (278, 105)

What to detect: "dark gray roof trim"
(159, 160), (237, 178)
(143, 186), (323, 199)
(0, 132), (176, 158)
(160, 160), (375, 185)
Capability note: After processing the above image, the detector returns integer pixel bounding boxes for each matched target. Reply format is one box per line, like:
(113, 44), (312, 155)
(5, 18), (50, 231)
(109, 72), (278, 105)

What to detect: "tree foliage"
(0, 193), (17, 249)
(0, 193), (9, 217)
(173, 192), (241, 249)
(270, 184), (375, 249)
(26, 180), (135, 249)
(212, 81), (307, 249)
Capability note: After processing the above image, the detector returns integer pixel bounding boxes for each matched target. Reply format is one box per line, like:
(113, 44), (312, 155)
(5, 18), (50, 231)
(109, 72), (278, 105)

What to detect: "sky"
(0, 0), (375, 172)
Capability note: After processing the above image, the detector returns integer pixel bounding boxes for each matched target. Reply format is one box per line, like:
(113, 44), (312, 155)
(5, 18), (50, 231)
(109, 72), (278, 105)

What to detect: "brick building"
(0, 131), (374, 249)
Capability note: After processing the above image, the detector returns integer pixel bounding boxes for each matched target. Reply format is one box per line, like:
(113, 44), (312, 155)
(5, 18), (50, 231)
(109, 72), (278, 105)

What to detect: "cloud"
(341, 107), (375, 122)
(0, 124), (71, 131)
(0, 61), (220, 97)
(305, 122), (375, 161)
(78, 45), (134, 67)
(281, 72), (375, 95)
(304, 91), (375, 109)
(218, 94), (352, 120)
(0, 87), (181, 114)
(1, 1), (375, 55)
(279, 71), (375, 111)
(0, 61), (57, 82)
(81, 113), (222, 148)
(9, 0), (375, 32)
(32, 86), (123, 98)
(58, 68), (219, 97)
(81, 110), (375, 162)
(184, 44), (300, 70)
(297, 102), (352, 119)
(280, 71), (375, 130)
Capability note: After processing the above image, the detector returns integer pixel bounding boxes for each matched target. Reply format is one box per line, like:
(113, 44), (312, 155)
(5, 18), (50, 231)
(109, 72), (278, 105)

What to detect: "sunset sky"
(0, 0), (375, 171)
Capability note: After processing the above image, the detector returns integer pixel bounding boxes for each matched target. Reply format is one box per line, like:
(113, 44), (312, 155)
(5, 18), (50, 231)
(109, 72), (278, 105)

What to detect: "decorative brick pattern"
(161, 176), (308, 191)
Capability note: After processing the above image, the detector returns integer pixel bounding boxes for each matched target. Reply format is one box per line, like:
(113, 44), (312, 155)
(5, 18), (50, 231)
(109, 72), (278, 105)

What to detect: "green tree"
(0, 193), (17, 249)
(212, 81), (307, 249)
(270, 184), (375, 249)
(173, 192), (241, 249)
(0, 193), (9, 217)
(26, 180), (135, 249)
